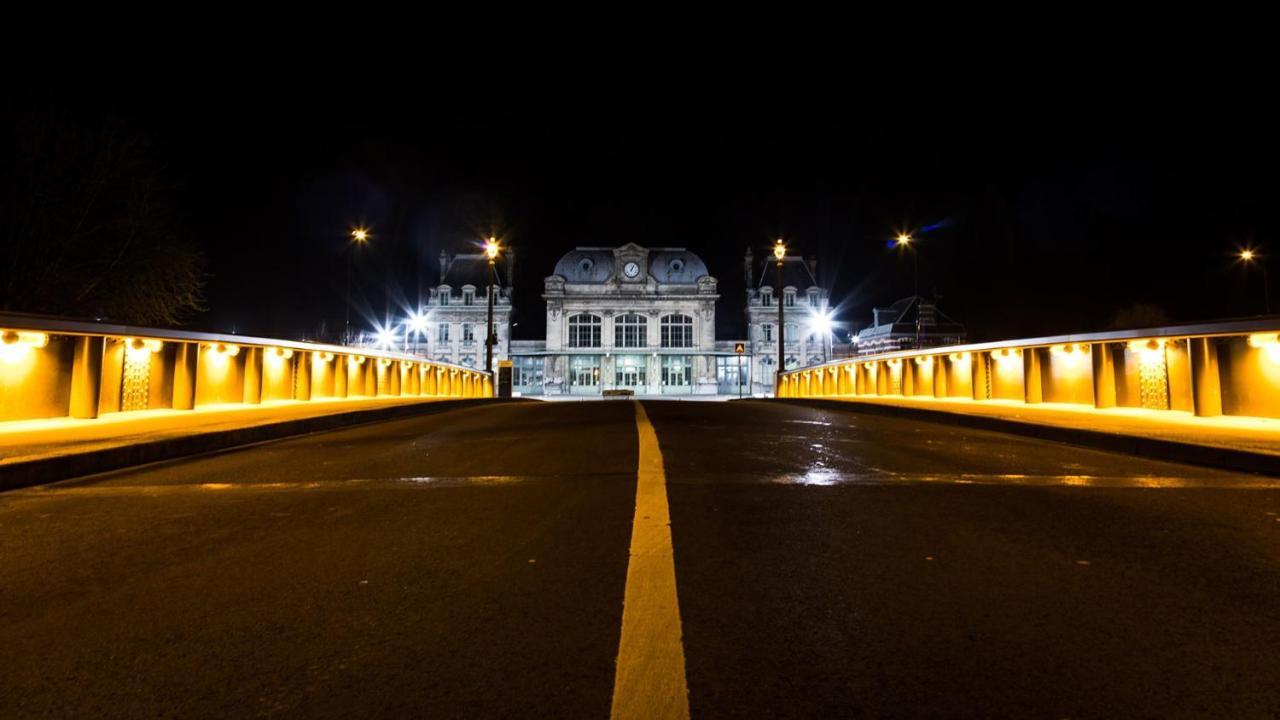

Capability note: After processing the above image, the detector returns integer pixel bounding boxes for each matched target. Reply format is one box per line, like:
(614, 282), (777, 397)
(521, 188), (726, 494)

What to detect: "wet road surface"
(2, 400), (1278, 718)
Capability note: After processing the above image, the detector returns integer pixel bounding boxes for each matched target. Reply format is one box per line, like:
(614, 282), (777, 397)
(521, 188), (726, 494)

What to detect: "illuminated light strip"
(950, 351), (971, 362)
(1248, 333), (1280, 348)
(271, 347), (294, 359)
(126, 337), (163, 353)
(610, 401), (690, 720)
(1, 330), (49, 348)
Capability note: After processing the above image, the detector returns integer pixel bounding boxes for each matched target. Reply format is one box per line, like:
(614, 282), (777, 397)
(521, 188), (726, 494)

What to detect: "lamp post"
(1240, 248), (1271, 314)
(346, 228), (369, 345)
(774, 238), (787, 392)
(896, 233), (920, 347)
(485, 237), (500, 374)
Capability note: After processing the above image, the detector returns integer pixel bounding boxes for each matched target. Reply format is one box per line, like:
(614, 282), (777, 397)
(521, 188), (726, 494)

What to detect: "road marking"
(610, 401), (691, 720)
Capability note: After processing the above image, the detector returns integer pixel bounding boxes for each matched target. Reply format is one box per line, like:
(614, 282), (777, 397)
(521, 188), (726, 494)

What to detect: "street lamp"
(895, 233), (921, 347)
(345, 227), (370, 346)
(774, 238), (787, 392)
(485, 237), (500, 375)
(1240, 248), (1271, 314)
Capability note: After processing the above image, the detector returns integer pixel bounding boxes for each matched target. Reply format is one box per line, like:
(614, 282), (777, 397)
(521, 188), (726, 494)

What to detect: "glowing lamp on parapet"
(125, 338), (163, 357)
(271, 347), (294, 360)
(914, 355), (933, 366)
(1247, 333), (1280, 361)
(949, 351), (971, 363)
(211, 343), (239, 357)
(1050, 343), (1089, 357)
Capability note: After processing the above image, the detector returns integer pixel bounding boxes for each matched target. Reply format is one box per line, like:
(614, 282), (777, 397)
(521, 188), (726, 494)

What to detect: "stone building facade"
(741, 249), (831, 395)
(421, 250), (512, 369)
(510, 243), (730, 396)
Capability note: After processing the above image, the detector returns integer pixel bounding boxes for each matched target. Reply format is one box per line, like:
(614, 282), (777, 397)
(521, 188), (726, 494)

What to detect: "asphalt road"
(2, 400), (1278, 718)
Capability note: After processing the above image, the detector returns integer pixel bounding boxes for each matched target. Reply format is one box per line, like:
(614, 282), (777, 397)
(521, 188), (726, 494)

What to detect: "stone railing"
(0, 313), (492, 423)
(776, 319), (1280, 420)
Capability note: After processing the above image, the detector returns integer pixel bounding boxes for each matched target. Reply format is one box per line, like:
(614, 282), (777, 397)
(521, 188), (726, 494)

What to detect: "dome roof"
(552, 249), (616, 283)
(550, 246), (710, 284)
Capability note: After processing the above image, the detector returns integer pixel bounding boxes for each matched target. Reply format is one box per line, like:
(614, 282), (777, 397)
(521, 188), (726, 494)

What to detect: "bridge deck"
(2, 401), (1278, 718)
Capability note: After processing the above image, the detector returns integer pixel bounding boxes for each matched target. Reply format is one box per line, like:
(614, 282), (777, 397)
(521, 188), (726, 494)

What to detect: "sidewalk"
(0, 396), (491, 491)
(774, 395), (1280, 475)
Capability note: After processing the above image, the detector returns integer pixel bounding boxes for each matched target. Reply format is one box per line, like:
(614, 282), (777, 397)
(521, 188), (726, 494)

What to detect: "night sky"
(17, 54), (1277, 344)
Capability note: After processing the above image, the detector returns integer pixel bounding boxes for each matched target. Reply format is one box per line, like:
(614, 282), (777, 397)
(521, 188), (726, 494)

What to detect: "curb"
(0, 399), (528, 492)
(766, 398), (1280, 478)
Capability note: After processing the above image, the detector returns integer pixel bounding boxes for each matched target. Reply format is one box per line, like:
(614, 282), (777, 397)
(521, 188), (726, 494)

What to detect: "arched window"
(615, 313), (647, 348)
(660, 314), (694, 348)
(568, 313), (602, 348)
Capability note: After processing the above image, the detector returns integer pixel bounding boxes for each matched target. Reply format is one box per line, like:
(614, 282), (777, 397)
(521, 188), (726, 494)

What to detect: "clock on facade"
(623, 262), (640, 279)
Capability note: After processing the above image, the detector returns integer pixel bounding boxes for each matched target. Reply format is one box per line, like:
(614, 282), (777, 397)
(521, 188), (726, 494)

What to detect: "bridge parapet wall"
(777, 319), (1280, 421)
(0, 314), (492, 423)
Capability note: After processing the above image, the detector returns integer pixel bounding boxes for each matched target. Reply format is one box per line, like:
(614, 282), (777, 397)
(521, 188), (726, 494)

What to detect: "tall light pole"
(896, 233), (920, 348)
(774, 238), (787, 392)
(1240, 248), (1271, 314)
(346, 228), (369, 345)
(485, 237), (500, 374)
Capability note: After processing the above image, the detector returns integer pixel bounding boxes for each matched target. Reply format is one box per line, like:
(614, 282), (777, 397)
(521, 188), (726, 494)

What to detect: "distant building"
(742, 248), (831, 393)
(855, 296), (965, 355)
(420, 250), (513, 368)
(510, 243), (742, 396)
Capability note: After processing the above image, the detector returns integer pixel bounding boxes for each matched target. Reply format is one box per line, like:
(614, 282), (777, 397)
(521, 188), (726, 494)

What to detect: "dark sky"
(28, 49), (1277, 344)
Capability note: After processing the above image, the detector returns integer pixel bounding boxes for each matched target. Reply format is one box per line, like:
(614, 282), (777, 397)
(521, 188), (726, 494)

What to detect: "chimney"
(438, 250), (448, 284)
(744, 247), (754, 285)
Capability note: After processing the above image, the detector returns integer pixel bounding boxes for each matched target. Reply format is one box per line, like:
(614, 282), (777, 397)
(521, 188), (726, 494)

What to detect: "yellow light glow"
(352, 228), (369, 243)
(886, 358), (902, 368)
(896, 233), (912, 246)
(1050, 343), (1090, 356)
(270, 347), (294, 359)
(915, 355), (933, 366)
(1127, 338), (1166, 353)
(212, 343), (239, 357)
(1247, 333), (1280, 349)
(349, 355), (366, 365)
(125, 337), (163, 353)
(318, 351), (334, 362)
(864, 361), (875, 370)
(485, 237), (500, 260)
(993, 347), (1019, 363)
(1240, 249), (1255, 261)
(379, 358), (393, 367)
(773, 239), (786, 261)
(950, 352), (970, 363)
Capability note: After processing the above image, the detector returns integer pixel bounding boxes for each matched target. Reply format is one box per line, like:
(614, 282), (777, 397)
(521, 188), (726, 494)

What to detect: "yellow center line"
(610, 401), (691, 720)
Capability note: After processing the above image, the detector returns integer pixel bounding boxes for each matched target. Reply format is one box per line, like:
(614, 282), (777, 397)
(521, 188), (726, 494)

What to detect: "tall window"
(439, 291), (450, 306)
(437, 324), (450, 343)
(785, 291), (795, 307)
(568, 313), (602, 348)
(761, 289), (773, 307)
(463, 324), (475, 343)
(761, 323), (773, 342)
(615, 313), (647, 348)
(463, 289), (474, 306)
(660, 314), (694, 348)
(808, 293), (819, 308)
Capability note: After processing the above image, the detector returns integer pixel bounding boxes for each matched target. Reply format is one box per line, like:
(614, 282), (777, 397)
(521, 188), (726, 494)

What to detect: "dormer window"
(761, 289), (773, 307)
(808, 293), (820, 309)
(462, 289), (474, 306)
(785, 291), (796, 307)
(669, 258), (685, 274)
(439, 292), (450, 306)
(579, 257), (594, 273)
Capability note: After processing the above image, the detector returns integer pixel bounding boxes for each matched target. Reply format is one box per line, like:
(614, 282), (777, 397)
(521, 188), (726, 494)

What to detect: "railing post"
(243, 347), (263, 404)
(1189, 337), (1223, 417)
(335, 356), (349, 398)
(69, 335), (105, 419)
(934, 356), (948, 398)
(294, 352), (312, 401)
(901, 361), (914, 396)
(172, 342), (198, 410)
(1092, 342), (1118, 409)
(1023, 347), (1043, 404)
(971, 352), (990, 400)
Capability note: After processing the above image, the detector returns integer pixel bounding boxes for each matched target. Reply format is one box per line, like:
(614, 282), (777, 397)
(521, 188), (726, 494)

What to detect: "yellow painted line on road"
(610, 401), (691, 720)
